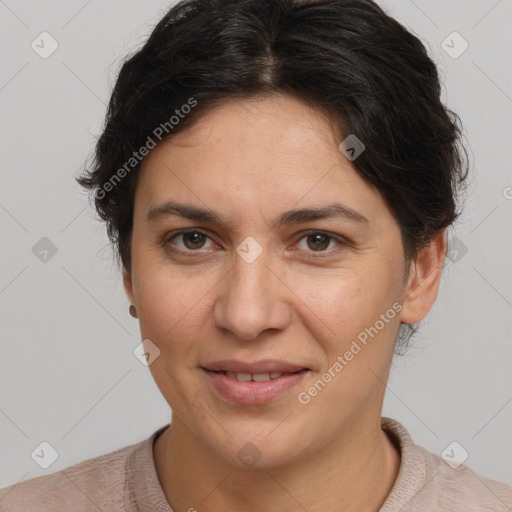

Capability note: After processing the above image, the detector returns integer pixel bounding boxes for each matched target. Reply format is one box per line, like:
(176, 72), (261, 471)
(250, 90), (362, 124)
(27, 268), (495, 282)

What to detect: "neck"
(153, 412), (401, 512)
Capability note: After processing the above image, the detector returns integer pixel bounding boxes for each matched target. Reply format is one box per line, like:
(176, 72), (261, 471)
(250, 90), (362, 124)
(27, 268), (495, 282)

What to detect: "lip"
(201, 359), (310, 405)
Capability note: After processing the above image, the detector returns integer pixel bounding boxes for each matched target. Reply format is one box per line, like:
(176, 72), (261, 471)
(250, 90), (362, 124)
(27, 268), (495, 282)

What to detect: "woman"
(1, 0), (511, 510)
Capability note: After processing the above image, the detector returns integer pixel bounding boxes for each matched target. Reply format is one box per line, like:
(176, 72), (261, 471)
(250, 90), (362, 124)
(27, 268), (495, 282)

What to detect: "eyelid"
(163, 228), (348, 257)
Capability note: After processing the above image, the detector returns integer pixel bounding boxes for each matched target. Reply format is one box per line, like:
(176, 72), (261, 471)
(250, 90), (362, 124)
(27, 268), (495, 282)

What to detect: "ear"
(123, 268), (136, 306)
(399, 229), (447, 324)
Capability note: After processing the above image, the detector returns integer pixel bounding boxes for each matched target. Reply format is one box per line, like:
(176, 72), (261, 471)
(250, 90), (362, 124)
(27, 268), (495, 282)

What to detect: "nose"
(213, 244), (292, 341)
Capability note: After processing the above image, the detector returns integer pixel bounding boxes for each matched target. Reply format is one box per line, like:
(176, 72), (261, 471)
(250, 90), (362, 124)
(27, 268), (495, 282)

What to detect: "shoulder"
(422, 447), (512, 511)
(380, 417), (512, 511)
(0, 438), (145, 511)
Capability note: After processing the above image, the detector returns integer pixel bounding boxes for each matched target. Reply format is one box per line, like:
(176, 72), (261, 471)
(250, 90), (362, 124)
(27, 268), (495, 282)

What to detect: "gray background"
(1, 0), (511, 490)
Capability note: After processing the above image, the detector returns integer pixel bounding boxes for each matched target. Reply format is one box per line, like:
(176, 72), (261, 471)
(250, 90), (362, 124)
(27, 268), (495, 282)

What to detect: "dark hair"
(76, 0), (469, 352)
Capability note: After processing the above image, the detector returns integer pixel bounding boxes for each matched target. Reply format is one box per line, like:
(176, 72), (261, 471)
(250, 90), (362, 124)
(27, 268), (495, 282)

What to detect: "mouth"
(201, 360), (311, 405)
(203, 368), (308, 382)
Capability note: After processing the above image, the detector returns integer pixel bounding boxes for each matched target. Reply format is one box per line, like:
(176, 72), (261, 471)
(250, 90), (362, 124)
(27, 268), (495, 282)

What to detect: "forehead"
(144, 94), (344, 169)
(135, 94), (390, 230)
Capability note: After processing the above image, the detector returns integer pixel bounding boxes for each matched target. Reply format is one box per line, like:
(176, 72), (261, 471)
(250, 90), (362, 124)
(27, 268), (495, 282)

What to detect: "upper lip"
(202, 359), (309, 374)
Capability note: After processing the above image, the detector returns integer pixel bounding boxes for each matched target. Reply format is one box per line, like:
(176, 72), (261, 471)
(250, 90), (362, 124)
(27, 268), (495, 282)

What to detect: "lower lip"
(203, 369), (309, 405)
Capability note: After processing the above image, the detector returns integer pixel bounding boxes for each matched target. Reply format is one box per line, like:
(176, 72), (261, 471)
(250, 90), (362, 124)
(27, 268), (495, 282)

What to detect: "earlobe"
(399, 229), (447, 325)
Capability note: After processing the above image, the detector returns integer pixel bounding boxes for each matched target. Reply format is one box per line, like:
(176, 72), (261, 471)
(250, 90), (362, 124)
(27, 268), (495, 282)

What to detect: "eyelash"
(162, 229), (347, 260)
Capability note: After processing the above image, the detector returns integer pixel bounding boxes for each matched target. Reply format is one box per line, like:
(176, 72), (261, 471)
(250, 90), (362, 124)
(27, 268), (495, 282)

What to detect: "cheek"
(293, 272), (400, 423)
(290, 263), (401, 341)
(294, 264), (402, 403)
(134, 267), (215, 359)
(134, 271), (212, 410)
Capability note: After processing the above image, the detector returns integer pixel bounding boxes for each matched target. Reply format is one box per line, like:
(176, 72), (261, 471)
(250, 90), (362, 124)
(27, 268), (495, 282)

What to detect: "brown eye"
(166, 230), (216, 253)
(295, 231), (342, 255)
(181, 231), (207, 250)
(306, 233), (331, 251)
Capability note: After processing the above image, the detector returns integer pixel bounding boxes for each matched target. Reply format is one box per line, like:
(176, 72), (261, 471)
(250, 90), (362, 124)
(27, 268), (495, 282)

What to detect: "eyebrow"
(146, 201), (369, 228)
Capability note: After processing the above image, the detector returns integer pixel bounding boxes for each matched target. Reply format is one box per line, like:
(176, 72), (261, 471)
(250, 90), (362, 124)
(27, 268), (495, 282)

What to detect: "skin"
(123, 93), (447, 512)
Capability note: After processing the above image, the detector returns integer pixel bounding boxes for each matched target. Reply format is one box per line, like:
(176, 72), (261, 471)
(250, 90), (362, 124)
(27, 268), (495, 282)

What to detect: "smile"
(215, 370), (293, 381)
(201, 360), (310, 405)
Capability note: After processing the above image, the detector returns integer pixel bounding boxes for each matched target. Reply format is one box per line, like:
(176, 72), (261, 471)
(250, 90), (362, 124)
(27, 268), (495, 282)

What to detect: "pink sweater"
(1, 417), (511, 511)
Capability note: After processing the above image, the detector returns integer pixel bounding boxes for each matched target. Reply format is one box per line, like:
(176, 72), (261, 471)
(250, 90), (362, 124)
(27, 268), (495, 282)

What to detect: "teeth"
(252, 373), (270, 382)
(224, 371), (284, 381)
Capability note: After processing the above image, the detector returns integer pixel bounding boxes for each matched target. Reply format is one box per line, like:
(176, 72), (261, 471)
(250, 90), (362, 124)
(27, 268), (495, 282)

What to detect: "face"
(124, 93), (443, 469)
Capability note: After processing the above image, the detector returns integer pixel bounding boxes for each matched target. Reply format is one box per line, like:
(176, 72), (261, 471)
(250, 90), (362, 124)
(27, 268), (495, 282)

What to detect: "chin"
(203, 420), (311, 471)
